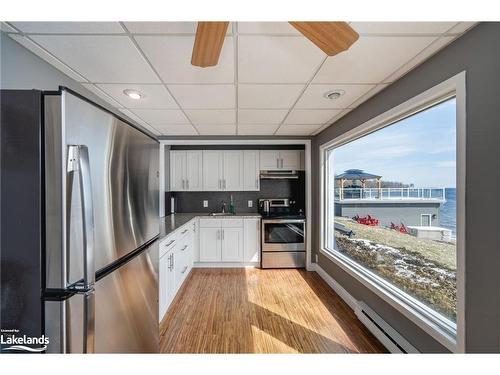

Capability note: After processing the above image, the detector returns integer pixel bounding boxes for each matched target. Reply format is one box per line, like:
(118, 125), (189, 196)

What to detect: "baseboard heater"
(354, 301), (419, 353)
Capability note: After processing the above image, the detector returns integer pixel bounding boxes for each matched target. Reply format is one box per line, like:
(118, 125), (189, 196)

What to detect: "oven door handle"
(261, 219), (305, 224)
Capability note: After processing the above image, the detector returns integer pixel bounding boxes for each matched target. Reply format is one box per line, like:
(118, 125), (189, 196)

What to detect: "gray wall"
(312, 22), (500, 352)
(0, 32), (155, 138)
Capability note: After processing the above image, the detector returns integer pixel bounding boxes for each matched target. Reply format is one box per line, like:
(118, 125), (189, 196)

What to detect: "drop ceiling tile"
(30, 35), (159, 83)
(312, 36), (436, 84)
(184, 109), (236, 124)
(238, 109), (288, 124)
(238, 35), (326, 83)
(237, 22), (300, 35)
(238, 84), (305, 109)
(295, 84), (375, 109)
(1, 22), (18, 33)
(276, 125), (322, 135)
(124, 22), (232, 35)
(82, 84), (124, 108)
(131, 109), (190, 125)
(8, 34), (88, 82)
(96, 84), (178, 109)
(238, 124), (280, 135)
(118, 109), (160, 135)
(350, 22), (455, 35)
(195, 124), (236, 135)
(136, 36), (234, 84)
(168, 84), (235, 109)
(284, 109), (342, 125)
(445, 22), (477, 35)
(383, 37), (455, 83)
(155, 124), (198, 135)
(11, 22), (125, 34)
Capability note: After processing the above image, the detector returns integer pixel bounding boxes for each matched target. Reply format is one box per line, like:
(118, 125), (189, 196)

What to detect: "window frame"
(319, 72), (466, 352)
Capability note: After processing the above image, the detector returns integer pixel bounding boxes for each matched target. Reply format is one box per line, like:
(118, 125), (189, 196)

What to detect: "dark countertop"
(159, 213), (261, 240)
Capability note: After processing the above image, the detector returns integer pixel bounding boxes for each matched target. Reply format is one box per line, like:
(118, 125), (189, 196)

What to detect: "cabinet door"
(186, 151), (203, 191)
(202, 150), (223, 191)
(280, 150), (301, 170)
(170, 151), (186, 191)
(199, 227), (221, 261)
(167, 253), (176, 308)
(243, 219), (260, 263)
(223, 151), (244, 191)
(221, 227), (244, 262)
(243, 150), (260, 191)
(260, 150), (280, 170)
(159, 254), (169, 321)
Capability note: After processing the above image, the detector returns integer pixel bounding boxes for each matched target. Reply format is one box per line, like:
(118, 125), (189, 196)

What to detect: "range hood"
(260, 170), (299, 179)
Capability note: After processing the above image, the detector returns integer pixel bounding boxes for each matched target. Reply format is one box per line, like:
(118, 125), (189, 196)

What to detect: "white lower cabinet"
(158, 221), (195, 322)
(199, 218), (258, 264)
(244, 218), (261, 263)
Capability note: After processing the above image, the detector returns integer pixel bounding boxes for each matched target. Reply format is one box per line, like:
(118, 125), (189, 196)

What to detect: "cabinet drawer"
(222, 219), (243, 228)
(199, 218), (222, 228)
(160, 233), (177, 258)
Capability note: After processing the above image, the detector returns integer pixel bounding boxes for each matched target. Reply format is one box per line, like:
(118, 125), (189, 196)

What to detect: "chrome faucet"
(221, 201), (227, 213)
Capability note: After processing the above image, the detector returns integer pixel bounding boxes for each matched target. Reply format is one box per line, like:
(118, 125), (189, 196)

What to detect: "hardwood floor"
(160, 268), (387, 353)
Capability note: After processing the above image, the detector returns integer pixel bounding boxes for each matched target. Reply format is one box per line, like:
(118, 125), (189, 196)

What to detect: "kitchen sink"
(208, 212), (236, 216)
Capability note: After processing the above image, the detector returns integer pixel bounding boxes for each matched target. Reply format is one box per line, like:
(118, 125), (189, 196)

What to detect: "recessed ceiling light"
(123, 89), (143, 100)
(324, 90), (345, 100)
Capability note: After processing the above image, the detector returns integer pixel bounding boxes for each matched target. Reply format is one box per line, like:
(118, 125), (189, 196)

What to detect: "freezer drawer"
(261, 251), (305, 269)
(45, 241), (159, 353)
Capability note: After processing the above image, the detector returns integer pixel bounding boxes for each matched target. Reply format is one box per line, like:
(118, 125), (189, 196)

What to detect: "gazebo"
(335, 169), (382, 199)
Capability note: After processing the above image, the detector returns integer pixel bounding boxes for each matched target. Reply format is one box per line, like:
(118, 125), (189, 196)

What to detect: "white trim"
(318, 71), (466, 353)
(311, 263), (357, 310)
(420, 213), (432, 227)
(159, 138), (312, 271)
(313, 263), (419, 353)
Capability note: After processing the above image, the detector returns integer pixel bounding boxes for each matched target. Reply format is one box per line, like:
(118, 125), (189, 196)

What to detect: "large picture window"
(321, 77), (465, 350)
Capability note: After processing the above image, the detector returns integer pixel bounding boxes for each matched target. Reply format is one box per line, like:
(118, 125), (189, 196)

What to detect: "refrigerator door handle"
(68, 145), (96, 290)
(83, 289), (95, 353)
(67, 145), (95, 353)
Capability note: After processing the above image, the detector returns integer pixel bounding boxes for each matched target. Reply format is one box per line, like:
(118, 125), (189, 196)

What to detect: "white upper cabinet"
(223, 151), (244, 191)
(170, 151), (186, 191)
(202, 150), (244, 191)
(259, 150), (302, 170)
(280, 150), (301, 170)
(170, 150), (203, 191)
(185, 151), (203, 191)
(260, 150), (281, 170)
(243, 150), (260, 191)
(202, 150), (223, 191)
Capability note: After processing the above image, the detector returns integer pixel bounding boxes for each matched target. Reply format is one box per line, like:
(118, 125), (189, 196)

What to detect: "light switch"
(203, 200), (208, 208)
(248, 200), (253, 208)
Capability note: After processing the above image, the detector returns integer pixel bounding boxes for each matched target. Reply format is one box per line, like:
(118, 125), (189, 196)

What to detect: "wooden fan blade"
(289, 22), (359, 56)
(191, 22), (229, 67)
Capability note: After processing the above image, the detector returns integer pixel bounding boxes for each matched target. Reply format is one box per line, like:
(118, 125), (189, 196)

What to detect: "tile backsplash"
(168, 172), (305, 214)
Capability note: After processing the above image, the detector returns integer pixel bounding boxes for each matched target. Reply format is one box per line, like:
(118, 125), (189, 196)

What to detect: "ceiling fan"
(191, 21), (359, 68)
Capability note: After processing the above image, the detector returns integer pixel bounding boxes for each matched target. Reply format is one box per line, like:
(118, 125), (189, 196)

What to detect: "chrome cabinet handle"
(280, 158), (284, 168)
(276, 158), (279, 168)
(186, 179), (189, 190)
(165, 239), (175, 247)
(181, 245), (188, 251)
(181, 266), (188, 274)
(223, 179), (226, 189)
(217, 229), (220, 240)
(255, 178), (258, 189)
(181, 229), (188, 234)
(222, 229), (224, 240)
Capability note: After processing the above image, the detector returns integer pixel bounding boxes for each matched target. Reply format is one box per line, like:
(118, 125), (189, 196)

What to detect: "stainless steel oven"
(261, 218), (306, 268)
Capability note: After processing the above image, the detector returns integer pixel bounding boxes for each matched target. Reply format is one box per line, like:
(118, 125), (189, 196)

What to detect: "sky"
(333, 97), (457, 188)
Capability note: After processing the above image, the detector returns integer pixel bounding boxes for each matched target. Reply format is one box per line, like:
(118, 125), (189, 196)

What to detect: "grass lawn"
(334, 216), (457, 321)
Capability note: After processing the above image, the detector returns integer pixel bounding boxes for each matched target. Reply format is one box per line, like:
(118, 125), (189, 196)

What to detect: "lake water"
(440, 188), (456, 235)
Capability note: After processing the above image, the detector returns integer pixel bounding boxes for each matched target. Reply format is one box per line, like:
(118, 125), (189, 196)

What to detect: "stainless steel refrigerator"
(1, 88), (159, 353)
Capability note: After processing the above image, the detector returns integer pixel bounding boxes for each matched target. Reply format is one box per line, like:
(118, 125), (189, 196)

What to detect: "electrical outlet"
(203, 200), (208, 208)
(248, 200), (253, 208)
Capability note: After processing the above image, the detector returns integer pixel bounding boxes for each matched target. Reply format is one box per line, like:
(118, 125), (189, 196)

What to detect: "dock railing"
(335, 187), (446, 201)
